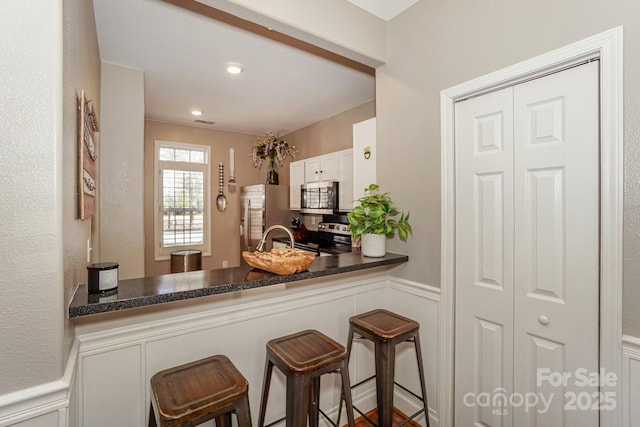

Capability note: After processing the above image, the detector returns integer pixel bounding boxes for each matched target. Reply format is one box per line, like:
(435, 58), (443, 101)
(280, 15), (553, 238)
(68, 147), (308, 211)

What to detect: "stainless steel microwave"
(300, 181), (339, 214)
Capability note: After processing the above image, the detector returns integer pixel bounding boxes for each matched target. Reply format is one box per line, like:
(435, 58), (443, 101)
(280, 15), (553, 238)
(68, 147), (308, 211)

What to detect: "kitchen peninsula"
(69, 252), (408, 317)
(69, 252), (414, 427)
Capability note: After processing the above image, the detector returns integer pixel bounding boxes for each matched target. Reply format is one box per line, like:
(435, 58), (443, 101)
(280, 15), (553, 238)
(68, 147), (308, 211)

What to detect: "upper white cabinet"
(304, 153), (338, 182)
(337, 149), (354, 211)
(353, 118), (376, 201)
(290, 149), (354, 212)
(289, 160), (305, 210)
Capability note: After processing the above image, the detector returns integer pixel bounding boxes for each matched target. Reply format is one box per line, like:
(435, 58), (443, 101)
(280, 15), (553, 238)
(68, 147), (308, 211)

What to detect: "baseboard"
(623, 334), (640, 427)
(0, 339), (79, 427)
(394, 386), (440, 427)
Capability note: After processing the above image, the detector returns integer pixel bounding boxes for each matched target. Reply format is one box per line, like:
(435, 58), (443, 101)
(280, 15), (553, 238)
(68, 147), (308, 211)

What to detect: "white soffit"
(346, 0), (419, 21)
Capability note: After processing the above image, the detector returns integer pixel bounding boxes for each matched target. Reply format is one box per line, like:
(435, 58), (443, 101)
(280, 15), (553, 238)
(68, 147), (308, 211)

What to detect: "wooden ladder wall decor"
(78, 90), (99, 220)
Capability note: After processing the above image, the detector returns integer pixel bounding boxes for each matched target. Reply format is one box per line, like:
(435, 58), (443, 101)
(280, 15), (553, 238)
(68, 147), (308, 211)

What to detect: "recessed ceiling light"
(225, 62), (245, 75)
(191, 109), (203, 116)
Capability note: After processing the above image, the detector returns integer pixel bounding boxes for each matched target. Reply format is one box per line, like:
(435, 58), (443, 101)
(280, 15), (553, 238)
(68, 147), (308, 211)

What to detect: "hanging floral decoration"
(250, 131), (297, 169)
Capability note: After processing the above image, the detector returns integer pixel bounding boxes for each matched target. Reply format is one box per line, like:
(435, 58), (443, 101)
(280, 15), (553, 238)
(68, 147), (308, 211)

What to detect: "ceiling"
(346, 0), (419, 21)
(93, 0), (389, 136)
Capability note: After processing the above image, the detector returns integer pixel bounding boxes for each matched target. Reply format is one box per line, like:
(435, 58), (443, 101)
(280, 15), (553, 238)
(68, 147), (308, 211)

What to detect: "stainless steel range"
(273, 222), (352, 256)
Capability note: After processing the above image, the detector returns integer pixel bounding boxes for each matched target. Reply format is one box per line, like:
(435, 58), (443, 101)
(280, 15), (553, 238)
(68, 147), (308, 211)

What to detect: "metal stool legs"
(344, 309), (431, 427)
(257, 329), (355, 427)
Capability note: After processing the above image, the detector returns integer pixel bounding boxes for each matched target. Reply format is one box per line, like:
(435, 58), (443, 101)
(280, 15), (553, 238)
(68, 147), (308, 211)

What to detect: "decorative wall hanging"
(78, 90), (99, 220)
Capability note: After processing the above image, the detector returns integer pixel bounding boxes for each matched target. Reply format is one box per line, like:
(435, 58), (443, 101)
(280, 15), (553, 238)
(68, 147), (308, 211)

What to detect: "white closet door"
(512, 61), (599, 426)
(455, 87), (515, 427)
(455, 62), (599, 427)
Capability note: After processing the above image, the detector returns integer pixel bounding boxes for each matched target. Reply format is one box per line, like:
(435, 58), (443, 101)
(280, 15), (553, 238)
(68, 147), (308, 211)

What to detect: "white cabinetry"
(289, 160), (305, 210)
(337, 149), (354, 211)
(304, 153), (338, 182)
(353, 118), (376, 201)
(290, 149), (353, 212)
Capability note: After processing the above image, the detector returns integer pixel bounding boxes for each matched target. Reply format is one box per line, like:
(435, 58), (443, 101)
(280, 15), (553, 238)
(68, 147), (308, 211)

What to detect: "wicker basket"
(242, 248), (315, 275)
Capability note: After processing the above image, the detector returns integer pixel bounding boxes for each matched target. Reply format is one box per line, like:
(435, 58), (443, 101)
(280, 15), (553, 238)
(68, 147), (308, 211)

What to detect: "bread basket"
(242, 248), (315, 275)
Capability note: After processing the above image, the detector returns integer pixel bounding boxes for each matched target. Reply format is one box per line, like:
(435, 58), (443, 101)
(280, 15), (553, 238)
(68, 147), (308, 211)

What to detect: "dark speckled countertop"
(69, 252), (408, 318)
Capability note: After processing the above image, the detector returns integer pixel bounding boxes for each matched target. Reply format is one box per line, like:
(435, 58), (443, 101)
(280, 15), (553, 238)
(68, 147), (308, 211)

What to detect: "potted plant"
(347, 184), (412, 257)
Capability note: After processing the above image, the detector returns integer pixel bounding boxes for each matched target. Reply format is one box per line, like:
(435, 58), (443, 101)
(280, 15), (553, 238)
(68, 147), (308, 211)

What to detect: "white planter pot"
(361, 233), (386, 257)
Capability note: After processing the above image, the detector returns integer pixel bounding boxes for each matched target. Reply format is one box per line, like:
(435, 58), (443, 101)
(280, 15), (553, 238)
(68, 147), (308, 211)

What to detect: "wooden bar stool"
(257, 329), (356, 427)
(344, 309), (430, 427)
(149, 354), (252, 427)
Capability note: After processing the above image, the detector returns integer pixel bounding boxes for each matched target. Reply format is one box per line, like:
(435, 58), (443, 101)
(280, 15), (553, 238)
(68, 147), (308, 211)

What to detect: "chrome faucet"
(256, 224), (295, 252)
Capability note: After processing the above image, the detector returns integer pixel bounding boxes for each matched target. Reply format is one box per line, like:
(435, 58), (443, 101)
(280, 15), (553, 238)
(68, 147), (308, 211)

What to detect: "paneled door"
(454, 61), (599, 426)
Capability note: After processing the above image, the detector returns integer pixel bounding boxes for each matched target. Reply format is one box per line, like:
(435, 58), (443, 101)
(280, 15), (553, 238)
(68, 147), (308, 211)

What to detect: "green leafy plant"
(347, 184), (412, 241)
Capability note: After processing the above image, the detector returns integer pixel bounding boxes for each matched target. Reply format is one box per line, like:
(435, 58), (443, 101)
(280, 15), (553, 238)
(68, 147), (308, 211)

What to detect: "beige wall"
(62, 0), (102, 362)
(144, 121), (273, 276)
(0, 0), (65, 394)
(100, 63), (145, 280)
(285, 100), (375, 159)
(378, 0), (640, 336)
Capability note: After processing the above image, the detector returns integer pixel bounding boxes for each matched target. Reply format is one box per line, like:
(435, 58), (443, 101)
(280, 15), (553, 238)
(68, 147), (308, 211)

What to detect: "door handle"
(538, 315), (550, 325)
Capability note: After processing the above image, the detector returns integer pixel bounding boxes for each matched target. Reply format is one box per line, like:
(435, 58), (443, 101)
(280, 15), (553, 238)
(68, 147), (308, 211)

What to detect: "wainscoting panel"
(10, 274), (638, 427)
(623, 335), (640, 427)
(387, 278), (441, 427)
(0, 340), (78, 427)
(70, 273), (442, 427)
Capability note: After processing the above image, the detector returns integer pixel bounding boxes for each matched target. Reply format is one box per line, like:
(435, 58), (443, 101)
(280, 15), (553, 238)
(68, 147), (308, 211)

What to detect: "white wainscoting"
(0, 340), (78, 427)
(623, 335), (640, 427)
(72, 272), (440, 427)
(5, 272), (639, 427)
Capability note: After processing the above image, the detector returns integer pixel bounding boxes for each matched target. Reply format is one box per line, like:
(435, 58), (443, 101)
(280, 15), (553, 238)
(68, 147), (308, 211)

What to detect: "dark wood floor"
(348, 408), (421, 427)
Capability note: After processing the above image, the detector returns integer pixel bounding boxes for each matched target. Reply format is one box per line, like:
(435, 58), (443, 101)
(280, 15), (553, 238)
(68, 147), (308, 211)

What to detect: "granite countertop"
(69, 252), (408, 318)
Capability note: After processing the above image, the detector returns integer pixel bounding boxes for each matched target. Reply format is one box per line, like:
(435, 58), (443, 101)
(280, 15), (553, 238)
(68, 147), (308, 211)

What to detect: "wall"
(99, 63), (145, 280)
(0, 0), (64, 394)
(377, 0), (640, 336)
(144, 121), (270, 276)
(285, 100), (375, 160)
(62, 0), (102, 362)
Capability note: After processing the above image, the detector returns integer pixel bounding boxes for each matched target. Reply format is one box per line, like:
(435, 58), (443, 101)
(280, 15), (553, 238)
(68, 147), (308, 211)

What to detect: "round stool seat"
(149, 354), (251, 427)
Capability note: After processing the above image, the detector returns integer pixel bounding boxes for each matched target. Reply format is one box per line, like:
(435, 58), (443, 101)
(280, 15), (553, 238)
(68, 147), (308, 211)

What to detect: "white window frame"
(154, 140), (211, 261)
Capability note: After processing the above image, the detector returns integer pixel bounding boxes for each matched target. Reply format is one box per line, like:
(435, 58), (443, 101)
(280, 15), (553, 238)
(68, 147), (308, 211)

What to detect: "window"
(154, 141), (211, 259)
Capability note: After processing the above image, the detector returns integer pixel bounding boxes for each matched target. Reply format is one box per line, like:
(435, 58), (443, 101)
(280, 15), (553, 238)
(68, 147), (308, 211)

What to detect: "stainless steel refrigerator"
(240, 184), (291, 252)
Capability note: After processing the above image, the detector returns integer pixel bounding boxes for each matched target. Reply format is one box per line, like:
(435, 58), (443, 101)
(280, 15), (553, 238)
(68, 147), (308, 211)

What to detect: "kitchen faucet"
(256, 224), (295, 252)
